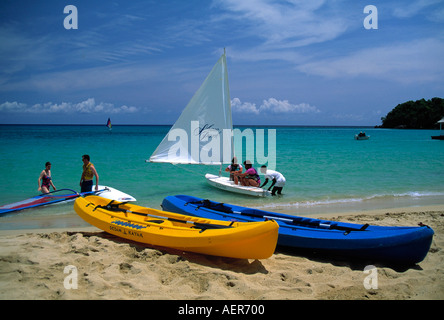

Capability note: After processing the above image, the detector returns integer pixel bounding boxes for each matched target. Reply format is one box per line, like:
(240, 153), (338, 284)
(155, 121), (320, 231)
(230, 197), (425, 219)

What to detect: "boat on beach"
(162, 194), (435, 264)
(73, 195), (279, 259)
(0, 185), (135, 215)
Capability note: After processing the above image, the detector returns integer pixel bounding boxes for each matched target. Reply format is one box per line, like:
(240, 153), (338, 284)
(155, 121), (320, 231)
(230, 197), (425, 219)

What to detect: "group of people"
(225, 157), (286, 196)
(37, 155), (99, 194)
(38, 155), (285, 197)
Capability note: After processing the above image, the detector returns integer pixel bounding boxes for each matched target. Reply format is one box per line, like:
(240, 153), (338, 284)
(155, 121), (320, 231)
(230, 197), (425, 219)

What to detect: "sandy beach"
(0, 205), (443, 300)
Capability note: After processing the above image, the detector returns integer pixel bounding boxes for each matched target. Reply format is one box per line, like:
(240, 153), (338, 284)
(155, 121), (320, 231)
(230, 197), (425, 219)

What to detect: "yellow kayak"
(74, 196), (279, 259)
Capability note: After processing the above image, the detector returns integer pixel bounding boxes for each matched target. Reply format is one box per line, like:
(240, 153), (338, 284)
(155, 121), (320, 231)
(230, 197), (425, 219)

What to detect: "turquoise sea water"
(1, 125), (443, 230)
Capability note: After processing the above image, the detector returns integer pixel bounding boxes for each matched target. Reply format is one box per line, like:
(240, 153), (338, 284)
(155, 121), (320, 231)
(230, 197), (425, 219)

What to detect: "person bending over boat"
(260, 165), (286, 196)
(233, 160), (261, 187)
(80, 155), (99, 192)
(38, 161), (56, 194)
(225, 157), (243, 183)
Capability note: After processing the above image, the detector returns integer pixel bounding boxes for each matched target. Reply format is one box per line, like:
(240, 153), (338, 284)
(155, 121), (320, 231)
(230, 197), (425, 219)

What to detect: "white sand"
(1, 206), (443, 300)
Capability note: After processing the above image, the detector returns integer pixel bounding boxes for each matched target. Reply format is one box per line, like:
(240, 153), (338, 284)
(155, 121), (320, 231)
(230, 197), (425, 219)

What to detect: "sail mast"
(224, 49), (234, 162)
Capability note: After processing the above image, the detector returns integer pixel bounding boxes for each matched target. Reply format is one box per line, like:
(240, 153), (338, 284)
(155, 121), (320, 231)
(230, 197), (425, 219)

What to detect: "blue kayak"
(162, 195), (434, 264)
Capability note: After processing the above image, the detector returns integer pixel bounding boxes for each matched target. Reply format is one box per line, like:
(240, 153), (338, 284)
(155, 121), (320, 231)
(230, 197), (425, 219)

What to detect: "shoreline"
(1, 195), (443, 232)
(313, 204), (444, 219)
(2, 203), (443, 234)
(1, 204), (443, 300)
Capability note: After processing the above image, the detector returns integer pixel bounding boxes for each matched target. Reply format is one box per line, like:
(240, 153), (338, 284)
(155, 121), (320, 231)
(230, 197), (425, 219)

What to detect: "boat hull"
(162, 195), (434, 264)
(354, 135), (370, 140)
(205, 174), (270, 197)
(74, 196), (278, 259)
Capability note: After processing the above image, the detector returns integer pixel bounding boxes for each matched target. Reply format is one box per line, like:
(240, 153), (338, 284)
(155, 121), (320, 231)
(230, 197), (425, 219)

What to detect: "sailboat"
(106, 117), (112, 131)
(148, 50), (270, 197)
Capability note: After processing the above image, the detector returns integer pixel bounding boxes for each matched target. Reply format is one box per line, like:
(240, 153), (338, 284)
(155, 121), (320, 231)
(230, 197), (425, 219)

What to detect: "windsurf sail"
(0, 189), (79, 215)
(106, 117), (112, 131)
(0, 186), (136, 215)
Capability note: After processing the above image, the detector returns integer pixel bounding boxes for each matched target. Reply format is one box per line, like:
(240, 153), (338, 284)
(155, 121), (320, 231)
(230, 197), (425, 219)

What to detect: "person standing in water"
(260, 165), (286, 196)
(38, 162), (56, 194)
(80, 155), (99, 192)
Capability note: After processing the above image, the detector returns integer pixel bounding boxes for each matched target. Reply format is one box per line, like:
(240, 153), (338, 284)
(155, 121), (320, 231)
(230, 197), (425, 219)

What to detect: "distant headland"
(379, 97), (444, 129)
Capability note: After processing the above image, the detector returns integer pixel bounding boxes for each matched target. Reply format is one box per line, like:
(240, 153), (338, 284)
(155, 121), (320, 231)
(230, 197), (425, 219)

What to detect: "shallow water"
(1, 125), (443, 229)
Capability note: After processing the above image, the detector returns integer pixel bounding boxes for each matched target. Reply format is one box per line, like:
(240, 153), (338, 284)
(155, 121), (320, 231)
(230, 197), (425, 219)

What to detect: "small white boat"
(355, 133), (370, 140)
(205, 174), (270, 197)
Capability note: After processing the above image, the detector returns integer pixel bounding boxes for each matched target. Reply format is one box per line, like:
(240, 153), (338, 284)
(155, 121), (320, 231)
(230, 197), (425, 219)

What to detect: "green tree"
(380, 98), (444, 129)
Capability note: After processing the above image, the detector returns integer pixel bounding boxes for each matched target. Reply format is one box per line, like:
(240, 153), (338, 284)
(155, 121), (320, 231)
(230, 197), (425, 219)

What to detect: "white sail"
(149, 52), (233, 165)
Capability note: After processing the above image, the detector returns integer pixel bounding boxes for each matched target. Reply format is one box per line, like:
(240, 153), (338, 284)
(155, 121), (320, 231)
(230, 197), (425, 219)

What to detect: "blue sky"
(1, 0), (443, 125)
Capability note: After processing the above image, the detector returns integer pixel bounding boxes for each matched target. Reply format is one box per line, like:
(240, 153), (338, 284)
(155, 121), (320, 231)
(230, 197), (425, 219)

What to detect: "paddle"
(261, 214), (368, 233)
(235, 210), (369, 234)
(90, 201), (234, 232)
(187, 199), (369, 234)
(133, 210), (235, 232)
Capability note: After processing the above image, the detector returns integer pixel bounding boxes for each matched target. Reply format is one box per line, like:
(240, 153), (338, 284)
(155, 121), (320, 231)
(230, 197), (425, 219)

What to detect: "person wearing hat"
(233, 160), (261, 187)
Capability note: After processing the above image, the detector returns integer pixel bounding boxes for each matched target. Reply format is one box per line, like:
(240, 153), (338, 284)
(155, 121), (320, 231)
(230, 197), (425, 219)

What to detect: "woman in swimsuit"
(38, 162), (56, 194)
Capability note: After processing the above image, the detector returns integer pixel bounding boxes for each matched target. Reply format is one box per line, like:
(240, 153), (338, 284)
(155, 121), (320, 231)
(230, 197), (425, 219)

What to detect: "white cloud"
(0, 59), (186, 93)
(0, 98), (138, 114)
(392, 0), (442, 18)
(231, 98), (260, 114)
(214, 0), (350, 49)
(297, 38), (444, 83)
(232, 97), (320, 115)
(261, 98), (320, 114)
(0, 101), (28, 112)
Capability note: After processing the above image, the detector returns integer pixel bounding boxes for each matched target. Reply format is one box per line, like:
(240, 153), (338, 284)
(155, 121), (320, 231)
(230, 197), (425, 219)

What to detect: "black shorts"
(81, 180), (93, 193)
(271, 186), (283, 195)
